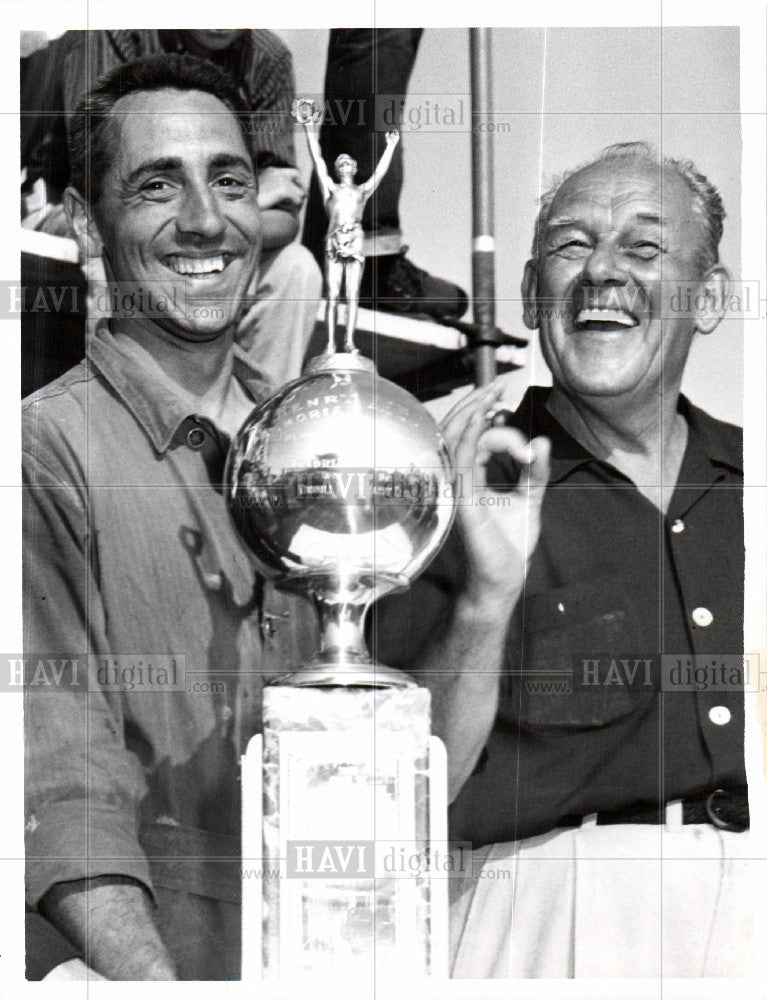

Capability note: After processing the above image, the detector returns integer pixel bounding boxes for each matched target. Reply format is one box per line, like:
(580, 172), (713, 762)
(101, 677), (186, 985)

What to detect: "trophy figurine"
(293, 97), (400, 353)
(229, 101), (453, 983)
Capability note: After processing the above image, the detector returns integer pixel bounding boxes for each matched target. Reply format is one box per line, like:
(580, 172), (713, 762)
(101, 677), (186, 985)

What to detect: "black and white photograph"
(3, 2), (766, 996)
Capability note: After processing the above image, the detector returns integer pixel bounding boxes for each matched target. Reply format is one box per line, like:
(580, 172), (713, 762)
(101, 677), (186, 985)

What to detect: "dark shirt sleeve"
(25, 911), (80, 980)
(248, 47), (297, 170)
(23, 438), (154, 908)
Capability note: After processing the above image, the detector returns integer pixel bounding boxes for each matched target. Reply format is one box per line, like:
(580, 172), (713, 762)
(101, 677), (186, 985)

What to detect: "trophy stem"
(276, 593), (415, 689)
(316, 597), (369, 663)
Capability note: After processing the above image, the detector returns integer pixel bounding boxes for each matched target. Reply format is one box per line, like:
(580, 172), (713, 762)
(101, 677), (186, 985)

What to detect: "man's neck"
(546, 384), (689, 513)
(111, 317), (253, 436)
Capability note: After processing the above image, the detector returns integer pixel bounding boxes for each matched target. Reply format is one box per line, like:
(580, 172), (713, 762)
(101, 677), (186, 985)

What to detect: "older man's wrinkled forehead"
(547, 158), (705, 249)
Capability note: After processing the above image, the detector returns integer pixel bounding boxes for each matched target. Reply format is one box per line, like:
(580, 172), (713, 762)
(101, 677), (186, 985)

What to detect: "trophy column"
(257, 681), (444, 981)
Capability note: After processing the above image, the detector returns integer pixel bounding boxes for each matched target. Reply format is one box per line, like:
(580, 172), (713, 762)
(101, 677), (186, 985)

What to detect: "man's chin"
(155, 313), (237, 345)
(559, 374), (646, 400)
(553, 356), (647, 398)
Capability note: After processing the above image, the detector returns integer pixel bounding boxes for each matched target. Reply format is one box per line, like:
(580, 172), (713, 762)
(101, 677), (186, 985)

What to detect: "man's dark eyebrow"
(208, 154), (255, 176)
(125, 154), (255, 187)
(125, 157), (183, 186)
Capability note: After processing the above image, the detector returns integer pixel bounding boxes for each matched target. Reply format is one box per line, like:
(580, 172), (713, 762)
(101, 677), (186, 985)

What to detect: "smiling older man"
(23, 54), (318, 980)
(374, 142), (752, 978)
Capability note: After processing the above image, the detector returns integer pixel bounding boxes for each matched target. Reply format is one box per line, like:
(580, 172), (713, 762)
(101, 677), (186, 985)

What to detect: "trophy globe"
(225, 351), (456, 687)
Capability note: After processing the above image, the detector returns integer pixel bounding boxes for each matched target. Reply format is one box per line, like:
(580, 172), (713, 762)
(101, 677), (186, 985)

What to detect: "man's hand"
(407, 378), (550, 799)
(43, 958), (107, 981)
(443, 378), (550, 606)
(385, 130), (400, 147)
(257, 166), (305, 213)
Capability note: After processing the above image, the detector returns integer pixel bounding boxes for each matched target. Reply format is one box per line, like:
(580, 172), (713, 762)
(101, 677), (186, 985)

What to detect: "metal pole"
(470, 27), (498, 387)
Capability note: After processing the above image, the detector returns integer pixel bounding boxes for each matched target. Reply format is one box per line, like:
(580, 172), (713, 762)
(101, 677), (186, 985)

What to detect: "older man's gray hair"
(531, 141), (725, 273)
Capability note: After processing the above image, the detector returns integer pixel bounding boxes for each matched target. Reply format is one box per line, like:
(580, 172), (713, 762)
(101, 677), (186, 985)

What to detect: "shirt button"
(671, 519), (685, 533)
(187, 427), (206, 449)
(692, 607), (713, 627)
(708, 706), (731, 726)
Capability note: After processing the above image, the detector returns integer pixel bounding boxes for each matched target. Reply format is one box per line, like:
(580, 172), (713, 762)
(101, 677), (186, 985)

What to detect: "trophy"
(228, 101), (455, 983)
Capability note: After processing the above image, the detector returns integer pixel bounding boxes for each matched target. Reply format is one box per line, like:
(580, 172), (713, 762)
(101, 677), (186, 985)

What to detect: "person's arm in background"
(247, 41), (307, 250)
(374, 381), (550, 802)
(23, 436), (176, 980)
(257, 165), (305, 250)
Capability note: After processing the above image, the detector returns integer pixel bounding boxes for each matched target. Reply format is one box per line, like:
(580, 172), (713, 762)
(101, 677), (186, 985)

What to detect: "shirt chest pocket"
(506, 575), (655, 733)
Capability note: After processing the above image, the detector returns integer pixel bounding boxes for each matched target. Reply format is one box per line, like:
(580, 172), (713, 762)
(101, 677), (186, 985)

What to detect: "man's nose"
(176, 183), (226, 240)
(582, 242), (628, 285)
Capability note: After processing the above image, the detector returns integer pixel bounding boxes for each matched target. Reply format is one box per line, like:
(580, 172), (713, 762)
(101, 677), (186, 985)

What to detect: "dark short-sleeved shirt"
(23, 28), (296, 199)
(375, 386), (746, 845)
(23, 322), (318, 976)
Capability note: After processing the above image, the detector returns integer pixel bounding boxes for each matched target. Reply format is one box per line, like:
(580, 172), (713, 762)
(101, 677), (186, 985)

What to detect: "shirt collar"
(512, 386), (595, 484)
(677, 395), (743, 475)
(514, 386), (742, 484)
(87, 319), (274, 455)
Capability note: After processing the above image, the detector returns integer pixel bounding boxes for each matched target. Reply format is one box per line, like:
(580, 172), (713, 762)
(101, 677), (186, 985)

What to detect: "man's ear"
(63, 187), (103, 261)
(521, 259), (539, 330)
(694, 264), (730, 335)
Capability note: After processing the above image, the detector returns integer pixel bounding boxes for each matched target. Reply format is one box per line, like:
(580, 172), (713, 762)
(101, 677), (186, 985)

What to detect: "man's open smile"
(571, 284), (643, 333)
(165, 253), (236, 277)
(573, 306), (640, 332)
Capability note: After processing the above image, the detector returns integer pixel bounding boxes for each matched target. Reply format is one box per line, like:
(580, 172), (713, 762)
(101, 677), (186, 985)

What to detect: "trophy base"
(303, 351), (376, 376)
(258, 682), (437, 980)
(274, 655), (416, 690)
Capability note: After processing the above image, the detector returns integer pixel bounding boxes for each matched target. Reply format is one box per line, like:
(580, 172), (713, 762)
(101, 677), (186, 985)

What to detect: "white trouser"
(449, 807), (755, 979)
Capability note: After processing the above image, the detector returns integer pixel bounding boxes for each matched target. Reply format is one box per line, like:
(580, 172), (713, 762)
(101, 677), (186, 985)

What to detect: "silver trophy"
(226, 352), (454, 687)
(228, 103), (454, 980)
(226, 100), (454, 688)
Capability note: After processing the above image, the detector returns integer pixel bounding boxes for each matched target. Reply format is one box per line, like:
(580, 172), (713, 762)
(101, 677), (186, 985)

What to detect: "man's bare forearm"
(412, 588), (517, 802)
(40, 876), (177, 981)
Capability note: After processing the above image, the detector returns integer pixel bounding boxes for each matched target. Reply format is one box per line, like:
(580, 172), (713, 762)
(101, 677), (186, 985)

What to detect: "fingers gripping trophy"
(229, 99), (453, 980)
(293, 98), (400, 352)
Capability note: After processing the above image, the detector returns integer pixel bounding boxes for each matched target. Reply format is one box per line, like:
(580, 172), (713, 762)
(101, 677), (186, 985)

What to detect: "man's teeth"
(168, 256), (226, 275)
(576, 308), (637, 327)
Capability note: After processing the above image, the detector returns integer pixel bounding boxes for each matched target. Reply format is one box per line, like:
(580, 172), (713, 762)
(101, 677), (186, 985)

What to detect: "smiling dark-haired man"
(23, 53), (318, 980)
(22, 27), (321, 389)
(374, 142), (753, 979)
